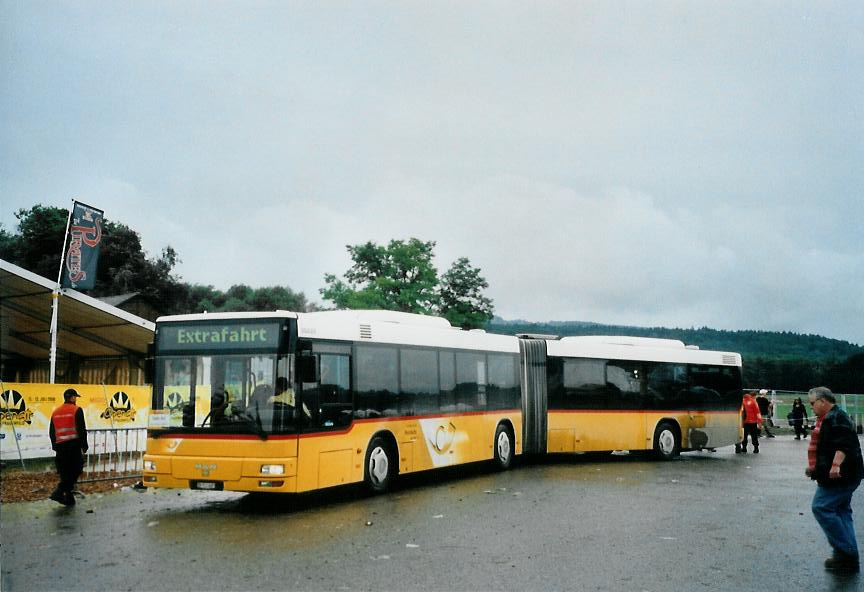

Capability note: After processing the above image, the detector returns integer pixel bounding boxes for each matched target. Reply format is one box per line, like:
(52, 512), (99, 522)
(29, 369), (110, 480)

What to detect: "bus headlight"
(260, 464), (284, 475)
(144, 460), (157, 472)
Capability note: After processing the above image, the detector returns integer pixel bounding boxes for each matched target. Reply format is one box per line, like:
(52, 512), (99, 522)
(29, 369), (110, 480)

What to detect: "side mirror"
(297, 355), (319, 383)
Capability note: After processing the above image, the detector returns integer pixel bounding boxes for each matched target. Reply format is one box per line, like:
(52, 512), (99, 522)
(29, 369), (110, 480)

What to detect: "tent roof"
(1, 259), (155, 362)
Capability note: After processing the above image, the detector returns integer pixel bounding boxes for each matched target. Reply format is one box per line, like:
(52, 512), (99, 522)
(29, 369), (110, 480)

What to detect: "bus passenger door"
(297, 352), (354, 490)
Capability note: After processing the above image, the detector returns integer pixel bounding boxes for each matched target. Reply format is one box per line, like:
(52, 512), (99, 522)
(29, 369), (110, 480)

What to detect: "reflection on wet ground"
(3, 440), (862, 592)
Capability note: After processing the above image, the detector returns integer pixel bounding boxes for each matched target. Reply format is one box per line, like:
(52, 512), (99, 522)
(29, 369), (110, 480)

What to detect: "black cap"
(63, 388), (81, 400)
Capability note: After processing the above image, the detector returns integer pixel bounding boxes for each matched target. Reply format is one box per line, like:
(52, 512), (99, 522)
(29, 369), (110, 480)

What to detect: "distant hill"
(486, 318), (864, 361)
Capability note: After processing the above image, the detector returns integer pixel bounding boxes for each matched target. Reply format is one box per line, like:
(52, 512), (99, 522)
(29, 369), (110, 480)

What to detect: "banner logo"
(166, 391), (186, 411)
(101, 391), (137, 422)
(1, 390), (34, 425)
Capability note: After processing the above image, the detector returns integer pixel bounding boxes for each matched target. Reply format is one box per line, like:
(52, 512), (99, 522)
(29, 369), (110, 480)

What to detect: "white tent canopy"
(1, 259), (154, 378)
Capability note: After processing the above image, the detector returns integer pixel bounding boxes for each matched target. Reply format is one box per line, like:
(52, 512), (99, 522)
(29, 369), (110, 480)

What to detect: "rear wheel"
(493, 424), (514, 470)
(364, 436), (395, 493)
(653, 422), (680, 461)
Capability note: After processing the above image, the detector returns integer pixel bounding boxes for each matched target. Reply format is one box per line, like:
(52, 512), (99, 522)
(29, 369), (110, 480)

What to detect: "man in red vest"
(738, 390), (764, 454)
(49, 388), (89, 506)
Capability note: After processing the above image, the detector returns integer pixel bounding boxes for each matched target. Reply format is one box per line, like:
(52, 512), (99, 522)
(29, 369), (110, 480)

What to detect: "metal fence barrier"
(755, 390), (864, 434)
(82, 427), (146, 483)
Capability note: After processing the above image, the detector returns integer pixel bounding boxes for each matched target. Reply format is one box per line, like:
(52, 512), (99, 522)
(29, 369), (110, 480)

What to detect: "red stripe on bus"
(173, 433), (300, 441)
(352, 409), (520, 424)
(551, 409), (741, 415)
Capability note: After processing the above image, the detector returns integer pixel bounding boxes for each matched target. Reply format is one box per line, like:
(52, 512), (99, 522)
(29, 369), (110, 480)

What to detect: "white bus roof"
(155, 310), (740, 364)
(297, 310), (518, 353)
(547, 336), (741, 367)
(156, 309), (519, 353)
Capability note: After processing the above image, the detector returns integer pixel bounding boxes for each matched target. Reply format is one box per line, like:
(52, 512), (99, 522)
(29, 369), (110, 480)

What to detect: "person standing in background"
(789, 397), (809, 440)
(48, 388), (89, 506)
(756, 389), (775, 438)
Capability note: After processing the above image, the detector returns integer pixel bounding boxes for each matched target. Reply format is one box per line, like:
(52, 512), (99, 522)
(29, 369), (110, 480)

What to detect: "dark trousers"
(793, 420), (808, 438)
(54, 444), (85, 495)
(742, 423), (760, 450)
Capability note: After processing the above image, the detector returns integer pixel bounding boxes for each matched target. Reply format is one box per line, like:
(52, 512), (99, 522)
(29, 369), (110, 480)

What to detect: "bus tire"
(653, 422), (680, 461)
(364, 436), (395, 494)
(493, 424), (514, 470)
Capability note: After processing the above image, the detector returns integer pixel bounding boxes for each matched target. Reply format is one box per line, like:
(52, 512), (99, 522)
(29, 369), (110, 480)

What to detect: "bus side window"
(455, 352), (484, 412)
(439, 351), (456, 412)
(317, 354), (352, 428)
(563, 358), (606, 410)
(645, 362), (687, 409)
(606, 361), (641, 409)
(401, 348), (438, 415)
(355, 345), (397, 419)
(487, 354), (519, 411)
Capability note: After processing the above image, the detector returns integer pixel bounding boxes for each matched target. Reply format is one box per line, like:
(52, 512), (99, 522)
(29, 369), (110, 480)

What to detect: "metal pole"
(50, 201), (75, 384)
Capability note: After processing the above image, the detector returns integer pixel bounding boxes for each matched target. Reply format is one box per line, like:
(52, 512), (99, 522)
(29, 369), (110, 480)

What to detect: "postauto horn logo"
(1, 390), (34, 425)
(100, 391), (137, 422)
(166, 391), (185, 411)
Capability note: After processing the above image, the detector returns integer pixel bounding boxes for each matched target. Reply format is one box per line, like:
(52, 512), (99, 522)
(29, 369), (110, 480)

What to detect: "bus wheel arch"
(493, 421), (515, 470)
(364, 431), (398, 493)
(652, 420), (681, 461)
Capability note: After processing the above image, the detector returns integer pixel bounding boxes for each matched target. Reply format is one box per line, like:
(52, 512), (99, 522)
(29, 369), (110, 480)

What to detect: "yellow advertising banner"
(0, 383), (150, 460)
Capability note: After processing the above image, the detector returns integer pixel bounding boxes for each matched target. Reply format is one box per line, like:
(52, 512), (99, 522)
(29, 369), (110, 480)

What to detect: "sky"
(2, 1), (862, 345)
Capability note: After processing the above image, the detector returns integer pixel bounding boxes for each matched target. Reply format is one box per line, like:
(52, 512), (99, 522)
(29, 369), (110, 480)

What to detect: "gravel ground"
(0, 466), (140, 503)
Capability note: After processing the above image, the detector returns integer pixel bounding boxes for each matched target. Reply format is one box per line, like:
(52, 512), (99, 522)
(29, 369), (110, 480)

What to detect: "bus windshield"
(149, 353), (297, 435)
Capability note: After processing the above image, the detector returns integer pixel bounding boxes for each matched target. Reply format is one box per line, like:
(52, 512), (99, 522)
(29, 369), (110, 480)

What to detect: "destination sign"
(158, 322), (281, 352)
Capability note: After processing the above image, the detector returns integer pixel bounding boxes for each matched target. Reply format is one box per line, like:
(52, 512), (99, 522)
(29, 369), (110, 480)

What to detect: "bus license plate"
(192, 481), (223, 491)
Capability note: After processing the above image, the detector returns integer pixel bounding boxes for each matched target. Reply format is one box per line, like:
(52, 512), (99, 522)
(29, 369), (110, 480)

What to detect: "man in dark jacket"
(48, 388), (89, 506)
(806, 387), (863, 573)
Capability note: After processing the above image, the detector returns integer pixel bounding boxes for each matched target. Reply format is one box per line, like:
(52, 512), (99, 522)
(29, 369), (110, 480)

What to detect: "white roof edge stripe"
(1, 258), (57, 289)
(560, 335), (687, 348)
(157, 311), (299, 322)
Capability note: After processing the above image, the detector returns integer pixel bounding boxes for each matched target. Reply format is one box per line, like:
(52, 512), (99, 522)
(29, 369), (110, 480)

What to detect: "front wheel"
(364, 436), (395, 494)
(493, 424), (514, 470)
(653, 422), (680, 461)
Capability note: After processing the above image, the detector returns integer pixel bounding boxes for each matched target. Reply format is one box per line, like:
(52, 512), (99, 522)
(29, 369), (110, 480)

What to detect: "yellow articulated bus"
(143, 310), (742, 495)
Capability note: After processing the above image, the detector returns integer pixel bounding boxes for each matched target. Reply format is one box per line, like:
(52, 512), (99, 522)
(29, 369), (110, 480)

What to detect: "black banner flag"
(60, 201), (104, 290)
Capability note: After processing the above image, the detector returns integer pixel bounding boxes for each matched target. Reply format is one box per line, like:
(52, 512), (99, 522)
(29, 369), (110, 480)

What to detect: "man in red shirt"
(48, 388), (89, 506)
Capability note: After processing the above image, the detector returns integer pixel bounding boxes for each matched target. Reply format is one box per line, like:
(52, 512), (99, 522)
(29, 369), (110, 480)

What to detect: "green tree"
(321, 238), (495, 329)
(0, 224), (17, 263)
(321, 239), (440, 313)
(92, 222), (191, 315)
(188, 284), (313, 313)
(0, 205), (68, 279)
(438, 257), (494, 329)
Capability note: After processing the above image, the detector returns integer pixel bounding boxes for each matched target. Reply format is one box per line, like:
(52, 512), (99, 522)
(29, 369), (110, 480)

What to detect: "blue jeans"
(812, 481), (861, 560)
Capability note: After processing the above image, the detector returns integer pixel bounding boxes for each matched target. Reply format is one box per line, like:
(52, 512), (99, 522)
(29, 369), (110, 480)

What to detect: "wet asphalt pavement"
(2, 434), (862, 592)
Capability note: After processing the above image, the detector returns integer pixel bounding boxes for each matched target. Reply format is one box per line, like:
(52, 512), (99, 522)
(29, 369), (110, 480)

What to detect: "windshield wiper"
(237, 411), (268, 440)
